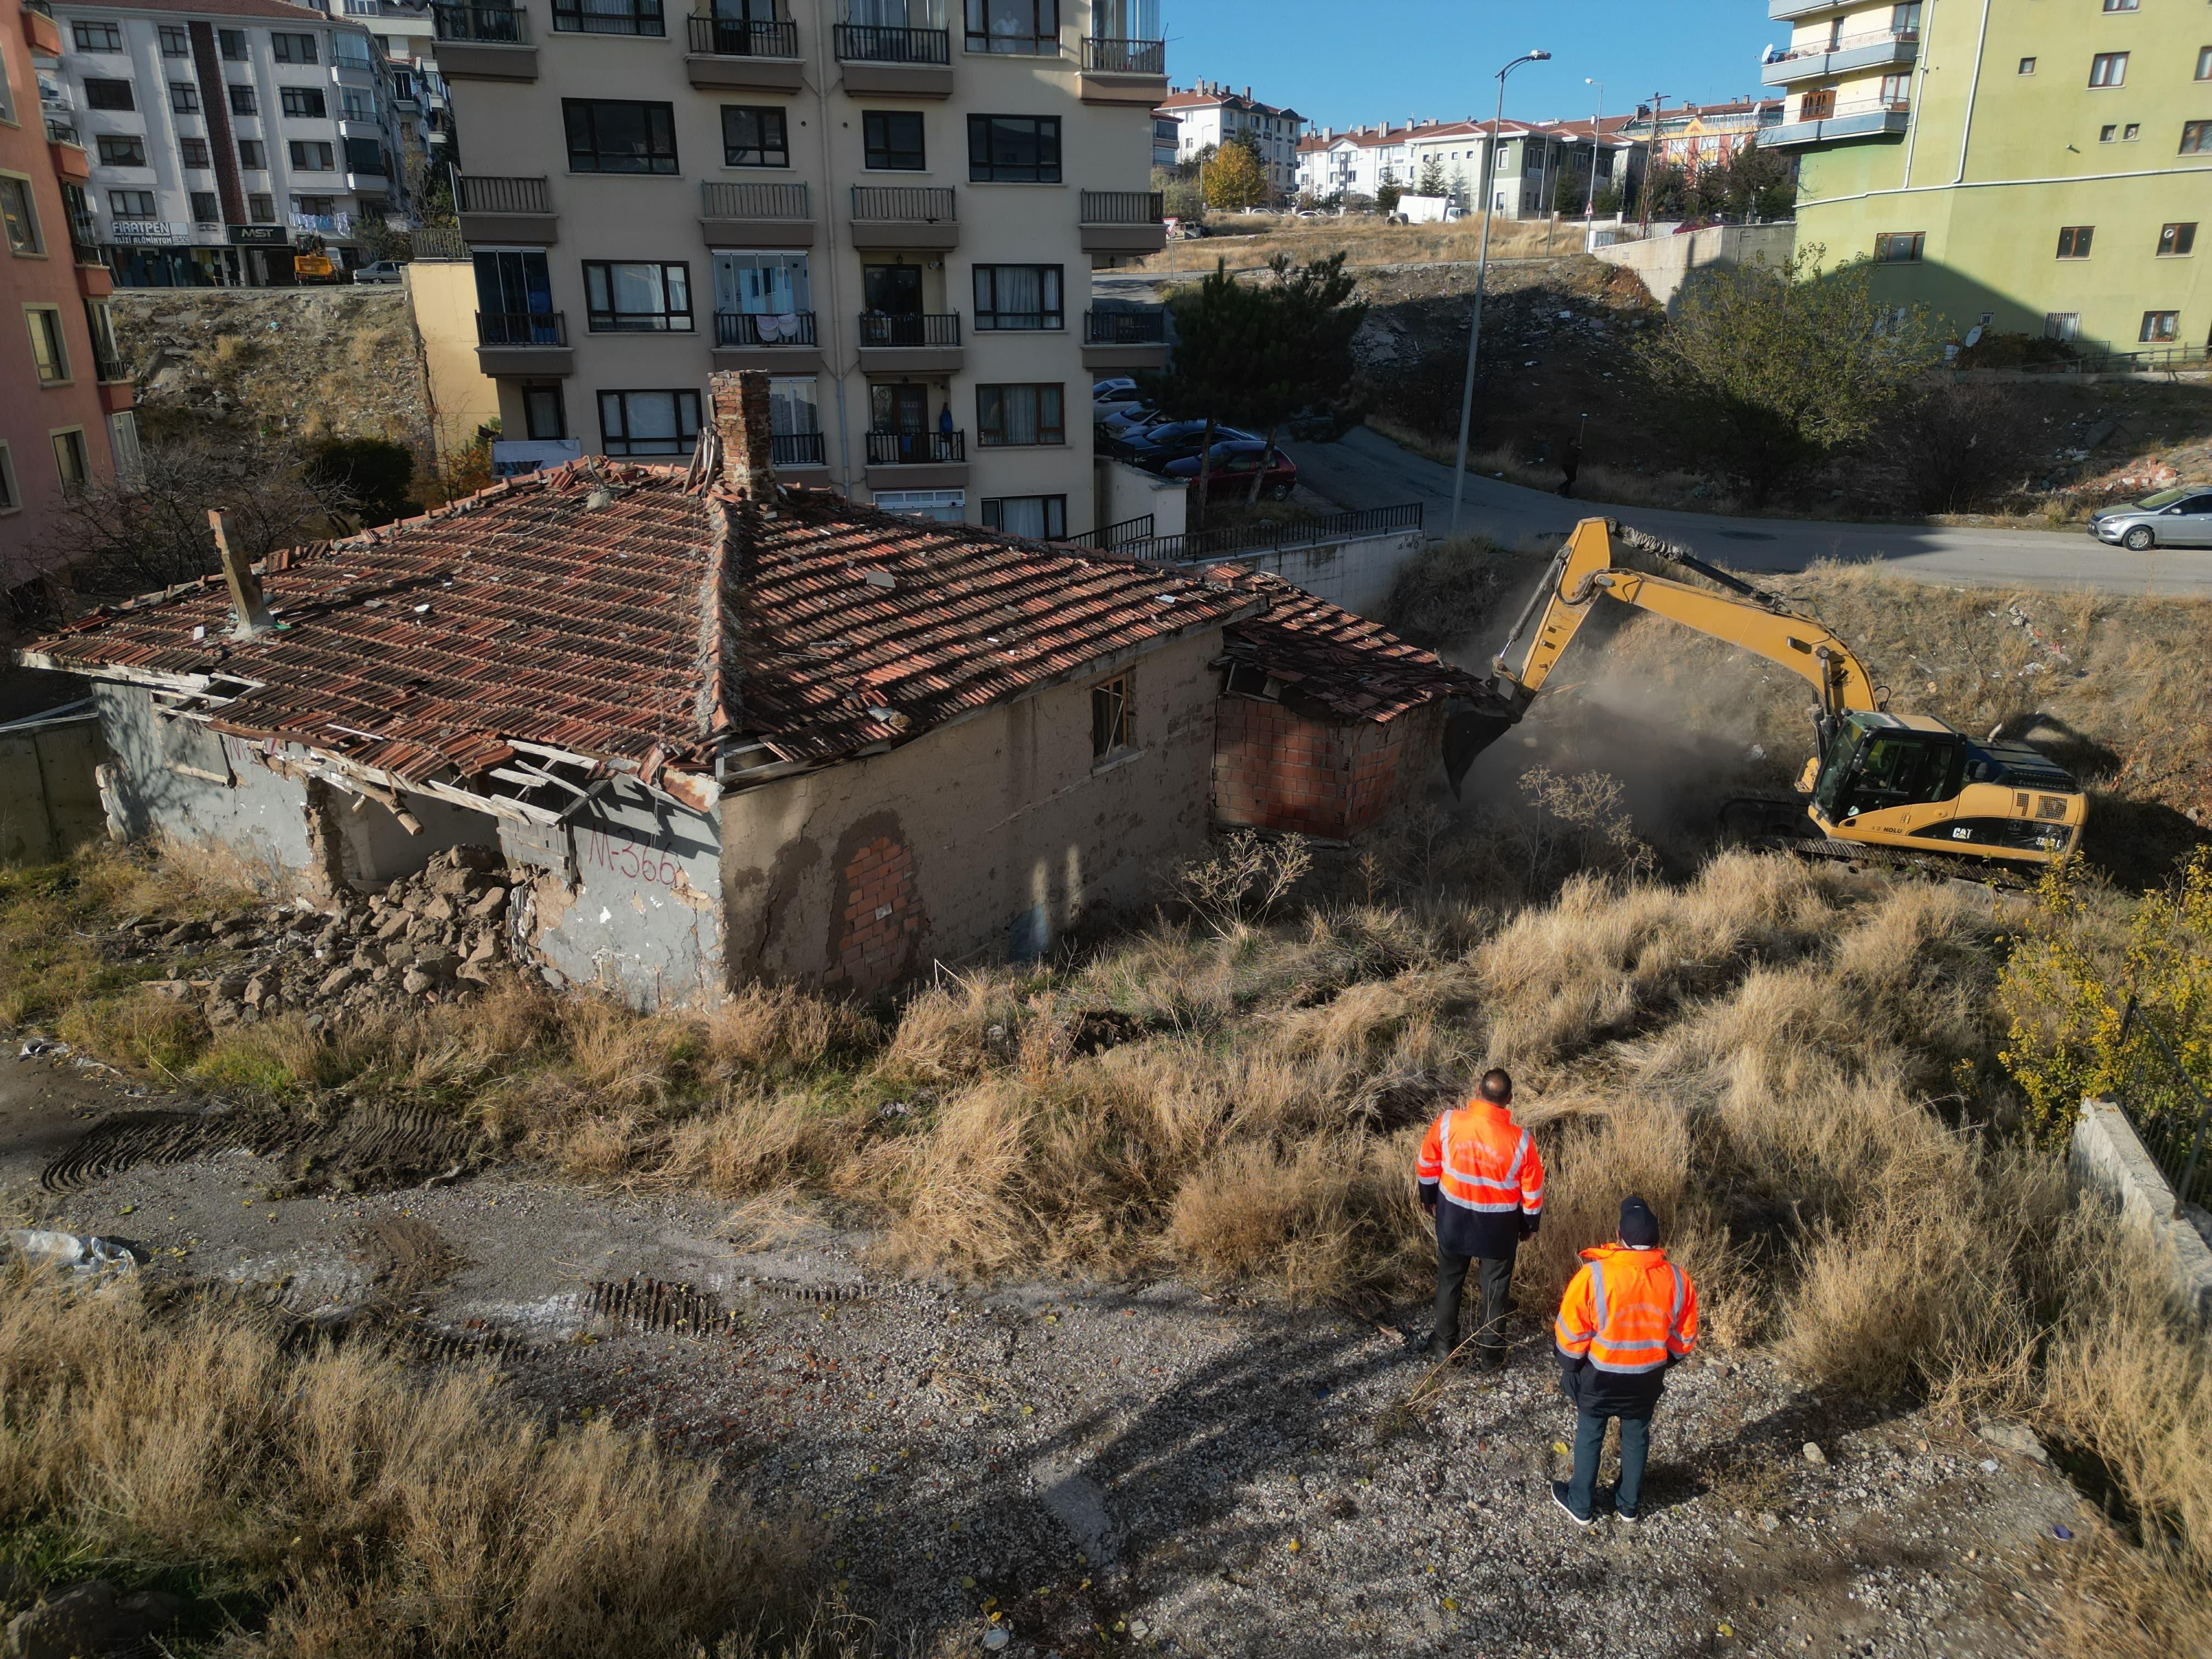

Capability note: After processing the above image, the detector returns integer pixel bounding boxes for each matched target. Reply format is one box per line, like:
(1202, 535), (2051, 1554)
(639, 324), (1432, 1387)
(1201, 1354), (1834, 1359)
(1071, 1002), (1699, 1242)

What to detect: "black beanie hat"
(1619, 1196), (1660, 1249)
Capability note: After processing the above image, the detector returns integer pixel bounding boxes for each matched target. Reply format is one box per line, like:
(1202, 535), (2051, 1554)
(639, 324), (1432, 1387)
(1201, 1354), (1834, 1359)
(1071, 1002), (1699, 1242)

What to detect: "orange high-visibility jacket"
(1553, 1243), (1698, 1374)
(1415, 1100), (1544, 1218)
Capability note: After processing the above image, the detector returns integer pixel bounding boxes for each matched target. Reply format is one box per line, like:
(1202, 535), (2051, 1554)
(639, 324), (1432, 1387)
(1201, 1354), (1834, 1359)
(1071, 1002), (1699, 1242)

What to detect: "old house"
(14, 372), (1468, 1005)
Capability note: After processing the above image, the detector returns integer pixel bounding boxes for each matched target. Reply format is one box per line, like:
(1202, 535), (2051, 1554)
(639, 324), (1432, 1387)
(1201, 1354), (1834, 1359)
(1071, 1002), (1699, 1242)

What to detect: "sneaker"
(1615, 1503), (1640, 1522)
(1550, 1482), (1594, 1527)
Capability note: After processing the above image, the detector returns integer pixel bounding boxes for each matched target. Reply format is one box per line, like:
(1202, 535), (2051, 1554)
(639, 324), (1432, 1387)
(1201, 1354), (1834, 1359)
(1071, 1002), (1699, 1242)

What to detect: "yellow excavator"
(1444, 517), (2087, 875)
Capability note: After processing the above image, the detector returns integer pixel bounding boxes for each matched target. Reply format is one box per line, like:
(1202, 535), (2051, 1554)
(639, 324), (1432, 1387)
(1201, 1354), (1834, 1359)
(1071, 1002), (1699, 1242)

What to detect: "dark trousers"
(1431, 1240), (1516, 1360)
(1567, 1407), (1652, 1517)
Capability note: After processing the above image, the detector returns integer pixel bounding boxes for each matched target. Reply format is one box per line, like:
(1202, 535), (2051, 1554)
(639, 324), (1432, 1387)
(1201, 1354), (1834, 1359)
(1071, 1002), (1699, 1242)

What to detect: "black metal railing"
(2113, 997), (2212, 1210)
(851, 184), (955, 221)
(456, 173), (551, 214)
(92, 345), (127, 383)
(1081, 35), (1163, 73)
(834, 21), (949, 63)
(1064, 514), (1155, 550)
(716, 310), (816, 346)
(433, 4), (529, 41)
(476, 309), (568, 346)
(771, 431), (826, 466)
(45, 116), (81, 146)
(1114, 502), (1424, 565)
(701, 179), (809, 218)
(1085, 308), (1165, 344)
(866, 430), (964, 465)
(688, 14), (798, 54)
(1079, 189), (1164, 224)
(857, 312), (960, 347)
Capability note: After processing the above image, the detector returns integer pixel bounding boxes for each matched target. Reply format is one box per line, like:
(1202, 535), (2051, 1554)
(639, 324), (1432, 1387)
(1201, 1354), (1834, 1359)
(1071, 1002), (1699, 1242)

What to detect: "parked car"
(2089, 486), (2212, 550)
(1118, 419), (1256, 469)
(1097, 402), (1163, 437)
(1092, 377), (1140, 401)
(352, 260), (404, 285)
(1162, 441), (1298, 501)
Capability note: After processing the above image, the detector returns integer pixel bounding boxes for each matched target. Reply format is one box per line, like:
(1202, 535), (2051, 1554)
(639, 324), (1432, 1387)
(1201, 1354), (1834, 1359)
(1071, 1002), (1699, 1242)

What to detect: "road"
(1282, 425), (2212, 597)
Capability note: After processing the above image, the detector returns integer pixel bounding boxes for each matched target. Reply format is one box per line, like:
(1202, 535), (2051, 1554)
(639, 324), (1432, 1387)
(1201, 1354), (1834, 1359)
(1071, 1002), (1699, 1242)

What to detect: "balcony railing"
(716, 310), (817, 346)
(1772, 24), (1914, 61)
(1085, 309), (1165, 344)
(1081, 35), (1163, 74)
(432, 2), (528, 39)
(834, 22), (949, 63)
(1079, 189), (1164, 224)
(45, 116), (78, 145)
(1796, 91), (1909, 121)
(476, 309), (568, 346)
(857, 312), (960, 347)
(688, 14), (798, 56)
(851, 184), (955, 222)
(771, 431), (826, 467)
(867, 430), (963, 465)
(702, 179), (809, 218)
(456, 173), (551, 214)
(93, 346), (127, 383)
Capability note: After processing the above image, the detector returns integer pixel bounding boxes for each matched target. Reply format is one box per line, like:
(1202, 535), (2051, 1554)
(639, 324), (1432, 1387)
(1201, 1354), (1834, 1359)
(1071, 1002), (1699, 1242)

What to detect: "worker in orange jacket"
(1550, 1196), (1698, 1525)
(1414, 1069), (1543, 1368)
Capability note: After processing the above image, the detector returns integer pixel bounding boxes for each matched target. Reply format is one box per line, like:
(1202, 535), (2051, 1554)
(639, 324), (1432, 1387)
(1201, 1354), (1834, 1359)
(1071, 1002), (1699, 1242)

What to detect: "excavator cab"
(1811, 715), (1963, 824)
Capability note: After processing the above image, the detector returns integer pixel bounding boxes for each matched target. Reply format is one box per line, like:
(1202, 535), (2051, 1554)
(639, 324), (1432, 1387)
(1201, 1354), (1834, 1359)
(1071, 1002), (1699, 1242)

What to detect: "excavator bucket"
(1442, 679), (1526, 797)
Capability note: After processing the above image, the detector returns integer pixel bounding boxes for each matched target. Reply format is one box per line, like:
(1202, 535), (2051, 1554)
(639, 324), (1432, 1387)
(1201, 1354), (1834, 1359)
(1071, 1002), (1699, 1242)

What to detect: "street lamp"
(1582, 78), (1604, 248)
(1449, 48), (1551, 539)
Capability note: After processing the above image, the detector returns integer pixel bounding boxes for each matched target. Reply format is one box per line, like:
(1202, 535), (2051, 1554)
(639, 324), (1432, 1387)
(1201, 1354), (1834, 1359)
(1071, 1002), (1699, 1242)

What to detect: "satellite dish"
(1963, 325), (1984, 348)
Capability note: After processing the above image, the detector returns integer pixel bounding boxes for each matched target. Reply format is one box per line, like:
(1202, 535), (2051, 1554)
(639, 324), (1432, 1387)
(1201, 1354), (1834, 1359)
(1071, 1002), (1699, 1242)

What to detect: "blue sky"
(1161, 1), (1782, 129)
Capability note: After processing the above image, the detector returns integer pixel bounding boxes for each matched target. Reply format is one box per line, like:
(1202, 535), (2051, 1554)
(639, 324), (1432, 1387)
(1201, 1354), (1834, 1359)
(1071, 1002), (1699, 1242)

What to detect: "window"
(2141, 311), (2178, 343)
(583, 261), (692, 331)
(108, 189), (156, 216)
(864, 110), (925, 171)
(2100, 123), (2118, 142)
(229, 84), (257, 116)
(1874, 230), (1924, 263)
(721, 105), (789, 168)
(293, 194), (336, 216)
(281, 87), (328, 118)
(220, 27), (249, 58)
(966, 0), (1057, 54)
(984, 495), (1065, 540)
(290, 141), (335, 170)
(1878, 72), (1910, 105)
(968, 115), (1060, 182)
(1891, 1), (1920, 30)
(524, 383), (567, 441)
(26, 307), (68, 383)
(551, 0), (665, 34)
(73, 20), (122, 49)
(249, 191), (275, 222)
(2056, 225), (2093, 259)
(190, 190), (218, 222)
(2088, 52), (2126, 87)
(180, 137), (209, 167)
(238, 139), (267, 169)
(2158, 222), (2197, 257)
(84, 80), (136, 111)
(341, 89), (374, 120)
(1, 177), (41, 255)
(2199, 46), (2211, 81)
(1090, 674), (1130, 761)
(2101, 0), (2137, 10)
(343, 136), (384, 173)
(159, 25), (190, 56)
(768, 374), (818, 436)
(2185, 121), (2212, 154)
(473, 247), (553, 317)
(599, 389), (702, 455)
(83, 298), (120, 379)
(713, 250), (810, 315)
(108, 410), (141, 484)
(333, 32), (374, 68)
(52, 428), (89, 495)
(2017, 57), (2035, 75)
(973, 264), (1061, 330)
(563, 99), (679, 174)
(272, 32), (318, 63)
(0, 443), (15, 512)
(976, 382), (1063, 446)
(2123, 123), (2140, 141)
(170, 82), (200, 114)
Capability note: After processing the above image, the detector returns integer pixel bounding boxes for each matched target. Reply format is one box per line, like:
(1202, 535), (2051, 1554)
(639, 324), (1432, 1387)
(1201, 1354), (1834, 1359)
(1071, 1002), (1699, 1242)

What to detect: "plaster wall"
(407, 260), (504, 459)
(1187, 527), (1421, 620)
(1591, 223), (1797, 315)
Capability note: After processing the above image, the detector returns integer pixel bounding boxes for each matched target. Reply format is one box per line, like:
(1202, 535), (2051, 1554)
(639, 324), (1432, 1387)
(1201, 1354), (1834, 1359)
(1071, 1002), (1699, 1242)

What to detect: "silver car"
(2089, 486), (2212, 550)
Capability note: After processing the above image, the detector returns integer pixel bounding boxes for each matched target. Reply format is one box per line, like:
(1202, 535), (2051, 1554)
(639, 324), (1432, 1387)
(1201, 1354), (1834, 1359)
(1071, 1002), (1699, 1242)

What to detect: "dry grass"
(1130, 212), (1565, 276)
(1366, 416), (1750, 516)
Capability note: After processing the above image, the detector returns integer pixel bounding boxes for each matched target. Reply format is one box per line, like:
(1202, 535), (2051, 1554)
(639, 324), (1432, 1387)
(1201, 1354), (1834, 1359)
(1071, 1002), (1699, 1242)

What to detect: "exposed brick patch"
(827, 817), (922, 995)
(1211, 697), (1446, 839)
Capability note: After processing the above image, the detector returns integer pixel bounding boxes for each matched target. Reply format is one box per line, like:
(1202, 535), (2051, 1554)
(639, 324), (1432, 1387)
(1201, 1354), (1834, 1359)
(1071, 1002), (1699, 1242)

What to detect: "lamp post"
(1582, 78), (1604, 250)
(1449, 47), (1551, 539)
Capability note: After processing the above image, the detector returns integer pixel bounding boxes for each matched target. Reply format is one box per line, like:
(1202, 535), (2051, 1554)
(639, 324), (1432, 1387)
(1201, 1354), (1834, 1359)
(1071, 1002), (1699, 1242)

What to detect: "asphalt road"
(1283, 425), (2212, 597)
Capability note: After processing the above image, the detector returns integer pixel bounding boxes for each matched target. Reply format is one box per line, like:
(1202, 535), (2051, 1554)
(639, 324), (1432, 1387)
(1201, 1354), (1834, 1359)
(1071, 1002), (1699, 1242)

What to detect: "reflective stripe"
(1669, 1265), (1686, 1330)
(1588, 1354), (1668, 1374)
(1437, 1188), (1522, 1214)
(1588, 1260), (1609, 1338)
(1504, 1131), (1528, 1181)
(1554, 1325), (1594, 1342)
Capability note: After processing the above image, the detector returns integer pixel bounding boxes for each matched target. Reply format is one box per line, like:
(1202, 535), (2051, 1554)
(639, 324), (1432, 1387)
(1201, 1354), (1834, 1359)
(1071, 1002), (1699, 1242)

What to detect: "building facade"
(1619, 95), (1781, 169)
(335, 0), (450, 191)
(1771, 0), (2210, 354)
(1155, 80), (1302, 198)
(37, 0), (409, 285)
(430, 0), (1170, 537)
(1299, 116), (1640, 219)
(1293, 121), (1410, 203)
(2, 0), (136, 588)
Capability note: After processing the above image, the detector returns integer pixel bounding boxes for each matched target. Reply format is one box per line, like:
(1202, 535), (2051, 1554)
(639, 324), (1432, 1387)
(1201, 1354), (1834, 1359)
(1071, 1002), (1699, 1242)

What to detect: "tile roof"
(1210, 569), (1479, 725)
(19, 464), (1262, 802)
(66, 0), (344, 20)
(1155, 87), (1303, 120)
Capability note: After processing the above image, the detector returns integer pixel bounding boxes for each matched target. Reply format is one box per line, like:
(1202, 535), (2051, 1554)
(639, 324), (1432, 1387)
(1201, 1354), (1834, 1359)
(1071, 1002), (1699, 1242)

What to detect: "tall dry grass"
(1130, 212), (1564, 276)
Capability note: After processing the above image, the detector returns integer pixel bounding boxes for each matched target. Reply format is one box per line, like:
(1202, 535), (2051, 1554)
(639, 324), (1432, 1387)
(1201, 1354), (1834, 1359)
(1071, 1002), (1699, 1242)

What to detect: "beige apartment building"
(428, 0), (1167, 536)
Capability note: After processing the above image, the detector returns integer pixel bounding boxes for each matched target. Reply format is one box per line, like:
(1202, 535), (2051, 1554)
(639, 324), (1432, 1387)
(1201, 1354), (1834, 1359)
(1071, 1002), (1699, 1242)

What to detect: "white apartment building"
(1155, 79), (1301, 199)
(334, 0), (452, 177)
(1300, 116), (1639, 219)
(38, 0), (410, 284)
(1293, 120), (1413, 202)
(430, 0), (1170, 538)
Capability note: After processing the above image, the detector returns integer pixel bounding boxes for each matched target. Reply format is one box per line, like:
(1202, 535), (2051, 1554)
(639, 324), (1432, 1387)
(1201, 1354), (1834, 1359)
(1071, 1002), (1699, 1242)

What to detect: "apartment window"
(524, 383), (567, 440)
(343, 137), (385, 174)
(713, 249), (810, 315)
(272, 32), (318, 63)
(1878, 72), (1910, 105)
(1090, 673), (1130, 761)
(983, 494), (1065, 540)
(52, 428), (89, 495)
(26, 307), (68, 383)
(769, 374), (817, 437)
(721, 106), (789, 168)
(2199, 46), (2211, 81)
(873, 488), (965, 524)
(290, 142), (335, 170)
(218, 27), (248, 59)
(864, 110), (925, 171)
(229, 84), (257, 117)
(239, 140), (267, 169)
(281, 87), (328, 118)
(334, 33), (374, 69)
(551, 0), (665, 35)
(2158, 222), (2197, 257)
(73, 20), (122, 49)
(1874, 230), (1924, 263)
(2185, 121), (2212, 154)
(109, 189), (157, 216)
(341, 89), (375, 120)
(84, 298), (121, 379)
(170, 83), (199, 114)
(973, 264), (1061, 330)
(967, 115), (1060, 182)
(159, 25), (190, 55)
(1891, 2), (1920, 31)
(2141, 311), (2179, 343)
(2088, 52), (2126, 88)
(2017, 57), (2035, 75)
(976, 382), (1064, 446)
(1, 177), (41, 255)
(109, 410), (141, 483)
(249, 191), (275, 222)
(2101, 0), (2137, 10)
(599, 389), (702, 455)
(2100, 123), (2118, 142)
(84, 79), (136, 111)
(583, 261), (692, 331)
(2056, 225), (2093, 259)
(180, 137), (209, 168)
(966, 0), (1057, 54)
(0, 443), (15, 512)
(563, 100), (679, 174)
(294, 195), (337, 216)
(190, 190), (219, 223)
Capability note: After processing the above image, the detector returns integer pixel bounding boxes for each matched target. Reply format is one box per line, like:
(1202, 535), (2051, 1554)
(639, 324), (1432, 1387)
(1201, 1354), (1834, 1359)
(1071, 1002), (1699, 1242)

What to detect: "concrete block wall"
(2070, 1097), (2212, 1319)
(1215, 696), (1446, 840)
(0, 715), (108, 864)
(529, 778), (723, 1008)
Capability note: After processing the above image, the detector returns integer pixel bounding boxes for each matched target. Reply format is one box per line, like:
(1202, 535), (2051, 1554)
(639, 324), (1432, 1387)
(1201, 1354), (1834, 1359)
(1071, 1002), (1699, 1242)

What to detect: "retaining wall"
(1591, 223), (1798, 315)
(2069, 1097), (2212, 1317)
(1190, 527), (1423, 619)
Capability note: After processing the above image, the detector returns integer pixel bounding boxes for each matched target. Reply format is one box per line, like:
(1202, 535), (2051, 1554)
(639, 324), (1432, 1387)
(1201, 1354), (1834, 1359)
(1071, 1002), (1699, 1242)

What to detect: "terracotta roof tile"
(1210, 569), (1478, 724)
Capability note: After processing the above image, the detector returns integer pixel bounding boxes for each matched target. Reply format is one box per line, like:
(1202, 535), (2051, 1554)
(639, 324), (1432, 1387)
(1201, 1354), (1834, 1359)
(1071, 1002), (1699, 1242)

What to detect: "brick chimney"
(707, 368), (777, 502)
(208, 509), (274, 639)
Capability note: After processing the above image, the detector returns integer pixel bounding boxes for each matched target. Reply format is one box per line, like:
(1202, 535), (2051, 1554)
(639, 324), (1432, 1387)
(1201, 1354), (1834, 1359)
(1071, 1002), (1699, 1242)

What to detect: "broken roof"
(1210, 568), (1480, 725)
(18, 463), (1261, 811)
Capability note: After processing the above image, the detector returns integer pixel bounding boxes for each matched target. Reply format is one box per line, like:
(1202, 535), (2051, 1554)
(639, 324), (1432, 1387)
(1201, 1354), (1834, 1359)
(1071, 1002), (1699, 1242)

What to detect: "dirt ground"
(1, 1051), (2107, 1659)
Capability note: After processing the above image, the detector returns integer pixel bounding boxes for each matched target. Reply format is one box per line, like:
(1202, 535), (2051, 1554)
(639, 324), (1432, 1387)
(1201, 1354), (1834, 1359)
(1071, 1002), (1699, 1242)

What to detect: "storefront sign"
(228, 225), (289, 246)
(108, 221), (179, 244)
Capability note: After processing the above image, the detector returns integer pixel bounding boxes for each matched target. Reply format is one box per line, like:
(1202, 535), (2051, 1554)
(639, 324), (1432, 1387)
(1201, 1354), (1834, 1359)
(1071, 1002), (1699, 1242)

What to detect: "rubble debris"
(6, 1231), (144, 1273)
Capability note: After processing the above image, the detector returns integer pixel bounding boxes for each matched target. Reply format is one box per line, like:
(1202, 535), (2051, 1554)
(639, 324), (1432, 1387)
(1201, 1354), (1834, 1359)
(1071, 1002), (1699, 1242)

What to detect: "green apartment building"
(1764, 0), (2211, 354)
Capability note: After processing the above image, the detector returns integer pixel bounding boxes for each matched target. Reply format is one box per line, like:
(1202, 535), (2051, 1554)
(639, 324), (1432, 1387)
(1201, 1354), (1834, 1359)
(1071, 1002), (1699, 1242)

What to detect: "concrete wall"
(0, 714), (109, 865)
(721, 628), (1222, 992)
(332, 788), (504, 888)
(1095, 458), (1187, 541)
(408, 261), (504, 461)
(1212, 695), (1443, 840)
(1189, 527), (1421, 620)
(2070, 1098), (2212, 1318)
(1591, 223), (1797, 315)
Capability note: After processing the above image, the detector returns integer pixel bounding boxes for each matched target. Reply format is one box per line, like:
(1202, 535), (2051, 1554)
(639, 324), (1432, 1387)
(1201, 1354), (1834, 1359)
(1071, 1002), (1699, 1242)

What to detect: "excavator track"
(1749, 834), (2041, 892)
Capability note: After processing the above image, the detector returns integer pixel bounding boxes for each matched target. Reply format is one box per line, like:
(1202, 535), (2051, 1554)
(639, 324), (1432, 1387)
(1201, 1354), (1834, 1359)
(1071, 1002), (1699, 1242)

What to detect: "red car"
(1162, 441), (1299, 501)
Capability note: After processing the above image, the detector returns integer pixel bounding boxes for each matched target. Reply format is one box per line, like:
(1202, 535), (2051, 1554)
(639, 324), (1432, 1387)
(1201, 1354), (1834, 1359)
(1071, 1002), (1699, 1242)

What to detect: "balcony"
(712, 308), (823, 373)
(46, 126), (89, 183)
(475, 309), (573, 375)
(849, 184), (957, 250)
(835, 22), (952, 97)
(857, 311), (962, 373)
(432, 3), (537, 77)
(21, 1), (61, 57)
(1082, 307), (1166, 370)
(1768, 0), (1847, 16)
(1767, 93), (1912, 148)
(1079, 189), (1165, 255)
(865, 429), (967, 488)
(1079, 35), (1165, 104)
(1761, 26), (1917, 85)
(685, 14), (804, 89)
(699, 179), (814, 247)
(771, 431), (827, 471)
(456, 173), (556, 244)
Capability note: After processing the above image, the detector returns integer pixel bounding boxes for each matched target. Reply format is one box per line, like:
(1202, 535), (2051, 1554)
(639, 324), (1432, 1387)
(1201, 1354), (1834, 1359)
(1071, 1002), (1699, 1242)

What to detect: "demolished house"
(14, 373), (1473, 1006)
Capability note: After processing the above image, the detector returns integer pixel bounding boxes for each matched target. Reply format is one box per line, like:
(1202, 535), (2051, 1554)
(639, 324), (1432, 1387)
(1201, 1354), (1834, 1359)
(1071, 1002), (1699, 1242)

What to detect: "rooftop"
(62, 0), (342, 20)
(1206, 568), (1478, 725)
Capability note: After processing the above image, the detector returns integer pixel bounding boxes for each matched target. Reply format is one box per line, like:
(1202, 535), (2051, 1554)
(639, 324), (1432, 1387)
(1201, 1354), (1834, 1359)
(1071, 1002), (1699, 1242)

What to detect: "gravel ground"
(2, 1054), (2094, 1658)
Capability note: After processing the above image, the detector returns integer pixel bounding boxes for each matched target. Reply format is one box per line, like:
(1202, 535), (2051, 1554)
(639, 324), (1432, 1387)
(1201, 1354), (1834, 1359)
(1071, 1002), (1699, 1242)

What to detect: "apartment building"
(37, 0), (409, 285)
(1771, 0), (2210, 354)
(1298, 117), (1640, 219)
(2, 0), (136, 587)
(1293, 120), (1410, 202)
(1618, 95), (1781, 169)
(1155, 80), (1301, 199)
(430, 0), (1169, 536)
(332, 0), (450, 177)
